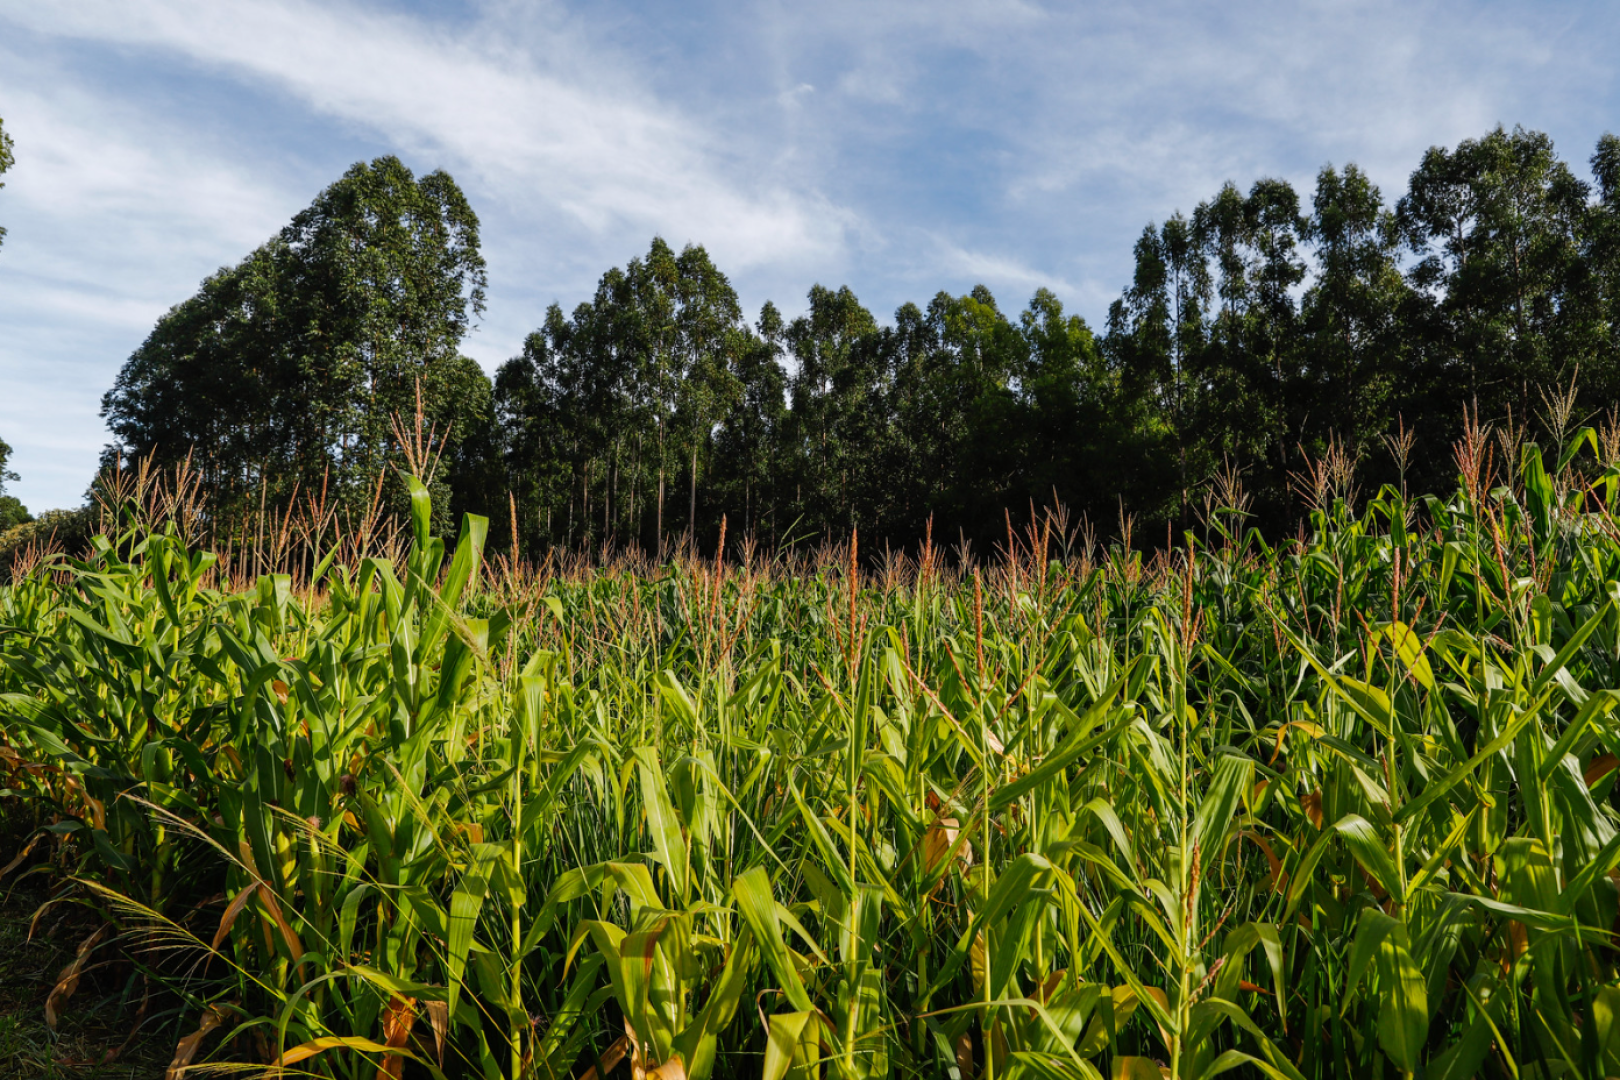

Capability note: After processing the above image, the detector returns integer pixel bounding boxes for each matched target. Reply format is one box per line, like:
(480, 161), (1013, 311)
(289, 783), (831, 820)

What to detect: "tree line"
(83, 124), (1620, 555)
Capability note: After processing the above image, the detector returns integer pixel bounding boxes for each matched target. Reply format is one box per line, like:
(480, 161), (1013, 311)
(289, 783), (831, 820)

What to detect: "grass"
(2, 421), (1620, 1078)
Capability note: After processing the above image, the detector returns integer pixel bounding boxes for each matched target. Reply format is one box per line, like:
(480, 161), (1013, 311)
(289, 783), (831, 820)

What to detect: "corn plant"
(4, 438), (1620, 1078)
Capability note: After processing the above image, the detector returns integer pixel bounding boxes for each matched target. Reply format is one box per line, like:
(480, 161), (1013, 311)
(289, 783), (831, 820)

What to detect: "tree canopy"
(1, 119), (28, 531)
(101, 156), (490, 524)
(0, 114), (13, 251)
(0, 433), (27, 531)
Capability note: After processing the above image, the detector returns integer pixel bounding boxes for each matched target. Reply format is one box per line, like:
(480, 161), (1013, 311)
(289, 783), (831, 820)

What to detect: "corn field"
(5, 428), (1620, 1079)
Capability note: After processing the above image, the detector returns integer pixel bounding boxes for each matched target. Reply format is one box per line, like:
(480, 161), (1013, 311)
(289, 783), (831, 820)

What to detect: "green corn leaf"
(734, 867), (815, 1014)
(446, 845), (501, 1018)
(407, 474), (432, 553)
(1395, 622), (1612, 827)
(926, 853), (1054, 1002)
(673, 933), (757, 1078)
(1192, 753), (1253, 858)
(634, 746), (690, 903)
(1407, 807), (1477, 895)
(990, 701), (1132, 812)
(1286, 814), (1399, 918)
(1336, 814), (1403, 902)
(1383, 621), (1435, 690)
(762, 1010), (817, 1080)
(1376, 937), (1429, 1071)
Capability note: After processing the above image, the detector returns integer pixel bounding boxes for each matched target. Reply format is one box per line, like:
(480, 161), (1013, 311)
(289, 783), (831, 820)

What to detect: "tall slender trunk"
(656, 419), (666, 557)
(632, 436), (642, 550)
(689, 440), (698, 547)
(582, 460), (591, 548)
(1173, 274), (1188, 531)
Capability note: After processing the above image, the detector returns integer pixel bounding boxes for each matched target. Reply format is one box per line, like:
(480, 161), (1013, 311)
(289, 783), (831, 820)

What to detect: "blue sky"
(1, 0), (1616, 511)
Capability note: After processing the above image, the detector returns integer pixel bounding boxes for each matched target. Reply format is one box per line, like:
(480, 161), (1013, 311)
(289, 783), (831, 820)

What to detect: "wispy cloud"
(8, 0), (850, 269)
(0, 46), (309, 507)
(731, 0), (1616, 316)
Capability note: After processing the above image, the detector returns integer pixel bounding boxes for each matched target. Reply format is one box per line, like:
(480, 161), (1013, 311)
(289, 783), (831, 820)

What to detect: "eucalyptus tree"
(1015, 288), (1117, 524)
(1190, 179), (1305, 515)
(551, 275), (645, 548)
(881, 301), (946, 535)
(274, 156), (488, 498)
(783, 285), (884, 534)
(494, 309), (592, 547)
(0, 114), (14, 251)
(497, 238), (750, 552)
(1104, 213), (1211, 525)
(100, 247), (288, 494)
(1397, 126), (1598, 430)
(614, 239), (745, 550)
(1591, 133), (1620, 401)
(614, 242), (683, 548)
(916, 286), (1028, 531)
(666, 245), (746, 546)
(0, 432), (27, 530)
(709, 303), (789, 542)
(101, 156), (491, 520)
(1299, 164), (1409, 468)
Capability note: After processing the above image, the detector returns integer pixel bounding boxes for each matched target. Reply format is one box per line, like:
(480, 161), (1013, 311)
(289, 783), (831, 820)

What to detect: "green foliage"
(0, 114), (13, 250)
(0, 510), (93, 575)
(0, 434), (26, 532)
(499, 268), (1124, 553)
(0, 500), (26, 534)
(494, 237), (752, 555)
(1398, 127), (1596, 407)
(1298, 164), (1405, 464)
(99, 156), (490, 524)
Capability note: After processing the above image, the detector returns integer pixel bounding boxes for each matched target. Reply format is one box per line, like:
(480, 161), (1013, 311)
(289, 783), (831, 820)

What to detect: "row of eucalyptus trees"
(494, 126), (1620, 551)
(95, 125), (1620, 553)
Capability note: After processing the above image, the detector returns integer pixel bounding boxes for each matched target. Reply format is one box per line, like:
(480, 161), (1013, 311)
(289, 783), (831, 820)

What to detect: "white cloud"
(749, 0), (1610, 219)
(0, 85), (291, 298)
(919, 235), (1080, 301)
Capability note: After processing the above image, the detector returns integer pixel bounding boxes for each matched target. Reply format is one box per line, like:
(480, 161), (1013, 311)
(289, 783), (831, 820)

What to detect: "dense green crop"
(5, 433), (1620, 1079)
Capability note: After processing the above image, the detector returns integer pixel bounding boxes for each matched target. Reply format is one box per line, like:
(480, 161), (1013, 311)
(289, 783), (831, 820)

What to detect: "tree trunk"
(631, 434), (642, 550)
(582, 460), (591, 548)
(689, 441), (698, 548)
(656, 420), (666, 557)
